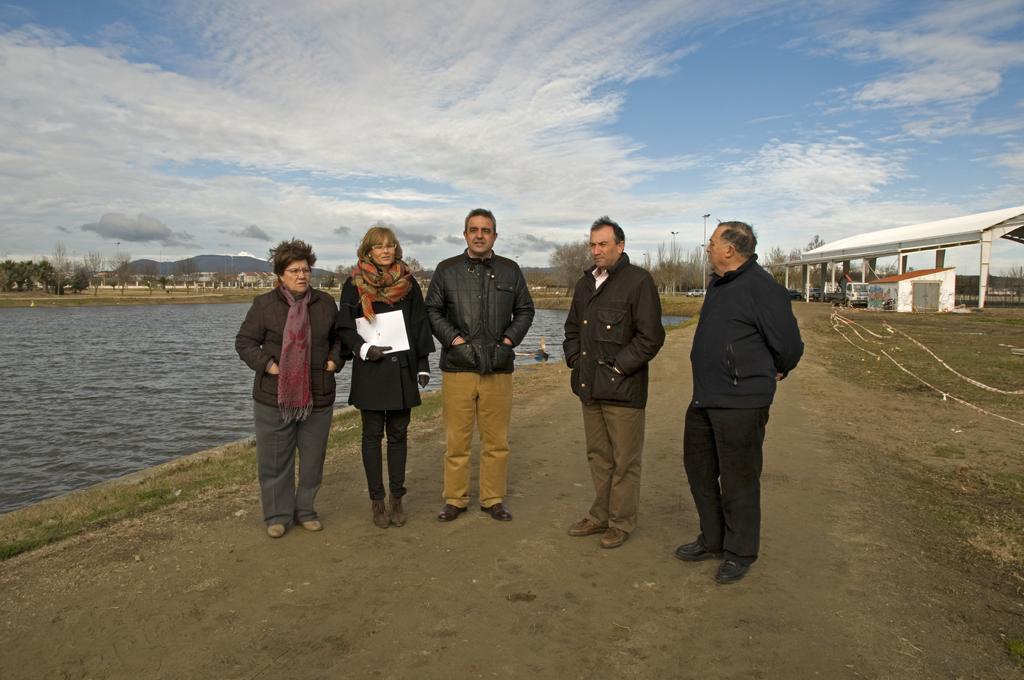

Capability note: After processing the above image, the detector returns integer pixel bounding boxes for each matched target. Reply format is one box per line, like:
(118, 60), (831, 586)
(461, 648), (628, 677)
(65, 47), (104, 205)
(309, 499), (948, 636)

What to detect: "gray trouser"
(253, 401), (333, 526)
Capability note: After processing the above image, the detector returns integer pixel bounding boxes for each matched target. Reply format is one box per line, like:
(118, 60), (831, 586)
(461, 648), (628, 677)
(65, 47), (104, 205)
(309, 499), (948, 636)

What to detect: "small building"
(867, 267), (956, 312)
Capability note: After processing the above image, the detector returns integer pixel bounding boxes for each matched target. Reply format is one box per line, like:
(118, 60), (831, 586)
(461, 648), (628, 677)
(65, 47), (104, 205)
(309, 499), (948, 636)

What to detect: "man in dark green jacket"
(563, 217), (665, 549)
(675, 221), (803, 584)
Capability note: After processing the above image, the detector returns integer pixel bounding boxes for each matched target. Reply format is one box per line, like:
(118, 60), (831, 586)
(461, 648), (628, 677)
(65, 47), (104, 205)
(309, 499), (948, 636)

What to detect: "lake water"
(0, 304), (686, 514)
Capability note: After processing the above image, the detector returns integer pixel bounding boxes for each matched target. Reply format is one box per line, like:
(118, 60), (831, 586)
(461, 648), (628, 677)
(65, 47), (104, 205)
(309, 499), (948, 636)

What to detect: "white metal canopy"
(780, 205), (1024, 308)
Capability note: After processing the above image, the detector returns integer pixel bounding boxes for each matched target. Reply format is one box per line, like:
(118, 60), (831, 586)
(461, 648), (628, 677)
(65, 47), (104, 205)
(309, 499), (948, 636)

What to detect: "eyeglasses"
(284, 267), (311, 276)
(371, 243), (396, 252)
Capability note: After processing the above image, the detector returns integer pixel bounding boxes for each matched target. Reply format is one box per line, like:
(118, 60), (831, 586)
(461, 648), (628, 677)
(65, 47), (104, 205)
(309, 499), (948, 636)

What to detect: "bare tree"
(83, 251), (104, 296)
(111, 252), (134, 295)
(175, 257), (199, 294)
(137, 260), (159, 294)
(805, 235), (825, 252)
(1003, 265), (1024, 306)
(51, 242), (72, 295)
(549, 240), (591, 294)
(761, 246), (788, 284)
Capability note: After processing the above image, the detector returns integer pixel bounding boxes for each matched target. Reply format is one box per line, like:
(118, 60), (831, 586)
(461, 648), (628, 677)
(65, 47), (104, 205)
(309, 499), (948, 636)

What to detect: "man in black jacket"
(425, 209), (535, 522)
(563, 217), (665, 549)
(676, 221), (803, 584)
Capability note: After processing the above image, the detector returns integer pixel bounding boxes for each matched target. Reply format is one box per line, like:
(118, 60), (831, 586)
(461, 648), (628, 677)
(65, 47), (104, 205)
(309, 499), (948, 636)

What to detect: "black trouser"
(360, 409), (411, 501)
(683, 404), (770, 566)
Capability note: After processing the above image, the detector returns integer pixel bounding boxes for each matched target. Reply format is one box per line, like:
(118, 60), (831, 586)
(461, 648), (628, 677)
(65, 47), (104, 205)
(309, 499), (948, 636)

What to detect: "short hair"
(590, 216), (625, 245)
(718, 221), (757, 259)
(464, 208), (496, 233)
(269, 238), (316, 276)
(357, 225), (404, 263)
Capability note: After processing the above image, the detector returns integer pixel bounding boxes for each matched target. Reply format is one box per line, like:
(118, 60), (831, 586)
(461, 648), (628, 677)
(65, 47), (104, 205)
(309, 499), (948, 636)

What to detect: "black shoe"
(715, 560), (749, 584)
(674, 540), (723, 562)
(437, 504), (467, 522)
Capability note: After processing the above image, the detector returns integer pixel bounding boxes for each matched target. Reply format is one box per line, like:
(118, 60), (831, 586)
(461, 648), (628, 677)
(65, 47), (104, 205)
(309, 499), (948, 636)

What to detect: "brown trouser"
(582, 401), (646, 533)
(441, 371), (513, 508)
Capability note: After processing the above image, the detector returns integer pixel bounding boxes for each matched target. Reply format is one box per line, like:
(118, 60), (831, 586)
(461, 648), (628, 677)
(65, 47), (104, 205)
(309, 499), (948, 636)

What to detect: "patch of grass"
(933, 443), (967, 459)
(0, 439), (262, 561)
(1005, 635), (1024, 666)
(0, 398), (448, 562)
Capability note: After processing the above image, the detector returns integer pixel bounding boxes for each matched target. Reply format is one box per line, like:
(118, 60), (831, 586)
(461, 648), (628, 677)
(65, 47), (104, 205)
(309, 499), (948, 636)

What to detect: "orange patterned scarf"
(352, 259), (412, 322)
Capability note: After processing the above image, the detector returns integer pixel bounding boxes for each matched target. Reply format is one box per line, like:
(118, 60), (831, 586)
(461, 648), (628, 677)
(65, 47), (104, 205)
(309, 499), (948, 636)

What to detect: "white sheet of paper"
(355, 310), (410, 353)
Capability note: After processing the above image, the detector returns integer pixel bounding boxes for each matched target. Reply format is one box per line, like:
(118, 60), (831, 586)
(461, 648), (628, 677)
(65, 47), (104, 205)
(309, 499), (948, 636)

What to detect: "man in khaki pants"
(563, 217), (664, 548)
(425, 209), (535, 522)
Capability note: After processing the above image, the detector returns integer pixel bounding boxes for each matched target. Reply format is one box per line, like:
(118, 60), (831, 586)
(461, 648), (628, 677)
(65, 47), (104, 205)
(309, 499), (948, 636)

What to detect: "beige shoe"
(568, 518), (607, 537)
(389, 496), (406, 527)
(600, 527), (629, 549)
(301, 520), (322, 532)
(372, 499), (390, 528)
(267, 524), (286, 538)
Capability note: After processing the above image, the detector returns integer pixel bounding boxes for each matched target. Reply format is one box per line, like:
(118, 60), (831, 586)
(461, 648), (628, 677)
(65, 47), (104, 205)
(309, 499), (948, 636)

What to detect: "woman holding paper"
(337, 225), (435, 528)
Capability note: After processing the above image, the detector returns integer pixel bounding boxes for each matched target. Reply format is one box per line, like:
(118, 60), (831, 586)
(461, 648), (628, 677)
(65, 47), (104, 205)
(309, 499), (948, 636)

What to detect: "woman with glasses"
(235, 239), (344, 538)
(336, 225), (435, 528)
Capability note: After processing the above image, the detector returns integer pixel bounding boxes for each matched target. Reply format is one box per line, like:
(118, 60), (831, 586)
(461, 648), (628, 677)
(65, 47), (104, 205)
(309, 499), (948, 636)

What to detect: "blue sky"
(1, 0), (1023, 273)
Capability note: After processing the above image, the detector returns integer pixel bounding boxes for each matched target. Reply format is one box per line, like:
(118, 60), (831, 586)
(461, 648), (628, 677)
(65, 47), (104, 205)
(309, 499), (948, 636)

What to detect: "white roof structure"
(800, 205), (1024, 262)
(782, 205), (1024, 308)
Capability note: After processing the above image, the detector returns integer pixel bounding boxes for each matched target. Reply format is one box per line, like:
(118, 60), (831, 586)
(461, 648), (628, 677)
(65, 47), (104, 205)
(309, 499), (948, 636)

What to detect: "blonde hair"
(357, 225), (404, 263)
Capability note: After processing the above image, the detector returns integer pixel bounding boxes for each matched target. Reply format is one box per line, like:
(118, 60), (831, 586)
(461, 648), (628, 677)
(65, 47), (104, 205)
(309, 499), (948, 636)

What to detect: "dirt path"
(1, 308), (1020, 679)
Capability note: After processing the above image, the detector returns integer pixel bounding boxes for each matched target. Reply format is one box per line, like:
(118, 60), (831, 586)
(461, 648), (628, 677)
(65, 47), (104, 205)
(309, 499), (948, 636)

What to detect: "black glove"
(418, 374), (430, 388)
(365, 345), (392, 361)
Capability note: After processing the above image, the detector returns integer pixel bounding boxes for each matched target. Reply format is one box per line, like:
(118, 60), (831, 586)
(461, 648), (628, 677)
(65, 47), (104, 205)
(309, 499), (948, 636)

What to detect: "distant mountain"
(132, 255), (333, 277)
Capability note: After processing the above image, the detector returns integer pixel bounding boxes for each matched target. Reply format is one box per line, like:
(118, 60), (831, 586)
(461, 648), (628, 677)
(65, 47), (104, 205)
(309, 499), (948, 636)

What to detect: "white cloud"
(819, 2), (1024, 137)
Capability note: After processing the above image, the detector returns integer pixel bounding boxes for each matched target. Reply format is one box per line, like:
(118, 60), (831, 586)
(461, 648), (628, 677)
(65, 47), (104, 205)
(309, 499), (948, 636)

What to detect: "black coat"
(235, 287), (344, 409)
(336, 276), (435, 412)
(563, 253), (665, 409)
(690, 255), (803, 409)
(424, 250), (535, 374)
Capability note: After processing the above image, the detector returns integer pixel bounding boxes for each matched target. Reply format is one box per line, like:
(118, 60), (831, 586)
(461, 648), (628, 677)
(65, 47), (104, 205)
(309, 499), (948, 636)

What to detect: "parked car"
(808, 287), (823, 301)
(787, 289), (803, 300)
(686, 289), (705, 297)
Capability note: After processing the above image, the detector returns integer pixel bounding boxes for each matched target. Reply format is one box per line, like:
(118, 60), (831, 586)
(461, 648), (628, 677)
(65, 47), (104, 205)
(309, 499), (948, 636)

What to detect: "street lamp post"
(670, 231), (679, 295)
(702, 214), (711, 291)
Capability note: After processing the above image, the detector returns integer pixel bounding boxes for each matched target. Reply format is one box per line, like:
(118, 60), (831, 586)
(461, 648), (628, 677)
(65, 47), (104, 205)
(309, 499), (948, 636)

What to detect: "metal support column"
(803, 264), (809, 302)
(935, 249), (945, 269)
(979, 232), (992, 309)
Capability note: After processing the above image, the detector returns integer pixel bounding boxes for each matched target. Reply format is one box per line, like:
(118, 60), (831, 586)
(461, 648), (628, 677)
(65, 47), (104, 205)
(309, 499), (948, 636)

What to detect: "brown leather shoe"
(437, 504), (467, 522)
(372, 499), (390, 528)
(267, 524), (285, 538)
(600, 527), (629, 549)
(481, 503), (512, 521)
(389, 496), (406, 527)
(568, 518), (607, 537)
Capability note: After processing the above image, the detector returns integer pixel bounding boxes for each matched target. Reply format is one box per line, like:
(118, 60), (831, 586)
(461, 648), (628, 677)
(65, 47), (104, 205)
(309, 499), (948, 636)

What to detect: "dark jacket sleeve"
(425, 269), (461, 348)
(235, 297), (274, 373)
(409, 277), (436, 366)
(613, 272), (666, 375)
(756, 283), (803, 376)
(563, 279), (583, 367)
(335, 278), (367, 357)
(501, 267), (535, 347)
(324, 292), (344, 369)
